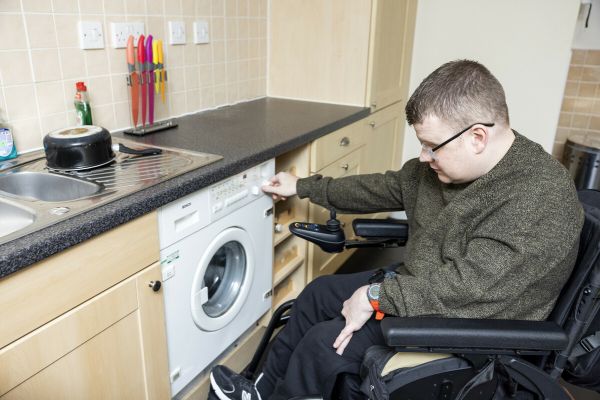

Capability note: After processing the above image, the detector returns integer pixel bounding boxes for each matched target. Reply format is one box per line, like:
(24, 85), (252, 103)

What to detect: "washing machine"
(158, 159), (274, 396)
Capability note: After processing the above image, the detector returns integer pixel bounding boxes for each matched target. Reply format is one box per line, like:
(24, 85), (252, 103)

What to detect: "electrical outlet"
(110, 22), (145, 48)
(169, 21), (186, 45)
(193, 20), (209, 44)
(79, 21), (104, 49)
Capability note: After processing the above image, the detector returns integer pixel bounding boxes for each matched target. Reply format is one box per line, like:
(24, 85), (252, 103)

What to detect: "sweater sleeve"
(296, 159), (421, 214)
(378, 182), (584, 319)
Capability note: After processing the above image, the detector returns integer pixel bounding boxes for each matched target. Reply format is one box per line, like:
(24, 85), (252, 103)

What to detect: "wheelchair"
(240, 189), (600, 400)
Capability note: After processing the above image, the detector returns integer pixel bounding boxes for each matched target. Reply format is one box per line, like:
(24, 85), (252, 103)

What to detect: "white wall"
(573, 0), (600, 50)
(401, 0), (580, 164)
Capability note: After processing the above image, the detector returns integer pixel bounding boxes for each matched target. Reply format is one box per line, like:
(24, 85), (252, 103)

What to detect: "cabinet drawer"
(310, 120), (365, 172)
(0, 278), (138, 395)
(317, 146), (363, 180)
(0, 212), (159, 350)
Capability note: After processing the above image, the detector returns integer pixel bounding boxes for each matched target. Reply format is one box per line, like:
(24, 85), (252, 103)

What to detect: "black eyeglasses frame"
(430, 122), (495, 153)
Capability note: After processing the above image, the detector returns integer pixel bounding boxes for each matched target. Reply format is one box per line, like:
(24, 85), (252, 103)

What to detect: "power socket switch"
(193, 20), (209, 44)
(110, 22), (145, 48)
(78, 21), (104, 49)
(169, 21), (186, 45)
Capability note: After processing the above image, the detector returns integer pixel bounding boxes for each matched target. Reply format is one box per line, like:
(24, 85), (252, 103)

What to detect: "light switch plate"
(169, 20), (186, 45)
(193, 20), (209, 44)
(110, 22), (145, 48)
(78, 21), (104, 49)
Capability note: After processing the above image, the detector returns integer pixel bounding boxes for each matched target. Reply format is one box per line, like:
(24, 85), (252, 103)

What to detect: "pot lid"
(48, 125), (105, 139)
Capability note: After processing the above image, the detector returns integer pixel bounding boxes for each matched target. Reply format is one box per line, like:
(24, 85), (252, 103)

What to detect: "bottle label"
(0, 128), (14, 157)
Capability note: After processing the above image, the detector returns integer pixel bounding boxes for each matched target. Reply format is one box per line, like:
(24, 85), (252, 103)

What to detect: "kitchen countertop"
(0, 97), (369, 279)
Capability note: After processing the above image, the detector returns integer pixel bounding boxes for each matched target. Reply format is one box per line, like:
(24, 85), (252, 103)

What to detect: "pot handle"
(113, 143), (162, 156)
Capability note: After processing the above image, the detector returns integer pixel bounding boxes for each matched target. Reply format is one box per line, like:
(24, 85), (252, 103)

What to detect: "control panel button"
(225, 189), (249, 206)
(251, 186), (260, 196)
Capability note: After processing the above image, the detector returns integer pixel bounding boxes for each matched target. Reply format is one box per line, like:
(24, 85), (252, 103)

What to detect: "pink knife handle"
(145, 35), (153, 69)
(126, 36), (135, 66)
(137, 35), (145, 64)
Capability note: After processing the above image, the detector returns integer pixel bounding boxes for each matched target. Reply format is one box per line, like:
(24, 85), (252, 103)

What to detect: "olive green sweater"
(297, 133), (584, 320)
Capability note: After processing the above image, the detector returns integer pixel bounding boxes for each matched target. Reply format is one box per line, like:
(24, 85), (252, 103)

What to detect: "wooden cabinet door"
(367, 0), (417, 111)
(362, 102), (405, 175)
(0, 262), (169, 400)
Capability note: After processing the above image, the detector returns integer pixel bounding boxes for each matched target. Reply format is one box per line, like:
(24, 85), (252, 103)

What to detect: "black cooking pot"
(43, 126), (161, 171)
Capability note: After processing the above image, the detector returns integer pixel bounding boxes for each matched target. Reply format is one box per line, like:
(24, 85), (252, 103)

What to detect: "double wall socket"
(111, 22), (145, 48)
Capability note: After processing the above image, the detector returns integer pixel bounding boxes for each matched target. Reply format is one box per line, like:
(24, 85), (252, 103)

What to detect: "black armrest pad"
(352, 219), (409, 239)
(381, 317), (568, 351)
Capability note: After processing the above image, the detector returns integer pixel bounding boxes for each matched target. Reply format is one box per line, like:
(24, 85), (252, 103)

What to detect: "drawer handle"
(369, 121), (376, 128)
(339, 137), (350, 147)
(149, 280), (162, 292)
(341, 163), (349, 171)
(371, 101), (377, 108)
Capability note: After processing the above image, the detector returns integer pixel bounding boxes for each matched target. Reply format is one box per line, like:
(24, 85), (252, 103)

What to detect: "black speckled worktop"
(0, 98), (369, 279)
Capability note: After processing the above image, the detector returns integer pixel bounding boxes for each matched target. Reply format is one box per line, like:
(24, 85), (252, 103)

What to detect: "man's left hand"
(333, 285), (374, 356)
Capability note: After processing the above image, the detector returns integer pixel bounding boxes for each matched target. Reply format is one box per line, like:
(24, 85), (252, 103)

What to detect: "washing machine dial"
(251, 186), (260, 196)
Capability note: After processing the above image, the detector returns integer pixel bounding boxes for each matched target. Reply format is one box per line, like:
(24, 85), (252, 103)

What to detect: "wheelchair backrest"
(548, 189), (600, 391)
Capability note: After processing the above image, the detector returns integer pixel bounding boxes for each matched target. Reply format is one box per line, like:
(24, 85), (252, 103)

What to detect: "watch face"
(368, 283), (380, 301)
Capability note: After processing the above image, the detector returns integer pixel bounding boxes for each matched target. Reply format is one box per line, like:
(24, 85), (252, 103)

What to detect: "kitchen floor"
(336, 248), (600, 400)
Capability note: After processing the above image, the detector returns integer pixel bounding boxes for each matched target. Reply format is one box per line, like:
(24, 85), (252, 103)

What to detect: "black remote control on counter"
(289, 210), (345, 253)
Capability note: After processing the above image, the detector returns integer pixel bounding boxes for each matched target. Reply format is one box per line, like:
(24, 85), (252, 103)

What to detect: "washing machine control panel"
(209, 159), (275, 220)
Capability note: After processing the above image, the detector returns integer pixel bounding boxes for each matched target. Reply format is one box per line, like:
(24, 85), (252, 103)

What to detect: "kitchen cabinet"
(0, 213), (170, 399)
(269, 0), (417, 111)
(271, 145), (311, 311)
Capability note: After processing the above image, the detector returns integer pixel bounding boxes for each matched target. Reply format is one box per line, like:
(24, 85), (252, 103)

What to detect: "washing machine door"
(190, 227), (255, 331)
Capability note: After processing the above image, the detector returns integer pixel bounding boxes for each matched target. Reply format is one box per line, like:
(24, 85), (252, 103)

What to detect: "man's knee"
(296, 274), (339, 305)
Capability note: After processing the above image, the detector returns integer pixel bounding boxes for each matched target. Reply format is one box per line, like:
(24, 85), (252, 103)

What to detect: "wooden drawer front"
(0, 278), (138, 395)
(0, 212), (159, 349)
(316, 146), (363, 181)
(310, 120), (365, 172)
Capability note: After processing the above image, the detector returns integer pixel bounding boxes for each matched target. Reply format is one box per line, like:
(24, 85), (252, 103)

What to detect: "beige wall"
(0, 0), (267, 153)
(554, 50), (600, 160)
(401, 0), (580, 164)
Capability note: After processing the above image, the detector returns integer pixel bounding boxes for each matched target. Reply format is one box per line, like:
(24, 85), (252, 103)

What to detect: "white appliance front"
(159, 161), (274, 396)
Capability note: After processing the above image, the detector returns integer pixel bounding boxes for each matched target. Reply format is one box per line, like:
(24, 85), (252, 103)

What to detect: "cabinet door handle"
(274, 223), (283, 233)
(371, 101), (377, 108)
(369, 121), (376, 128)
(340, 163), (349, 171)
(149, 280), (162, 292)
(339, 137), (350, 147)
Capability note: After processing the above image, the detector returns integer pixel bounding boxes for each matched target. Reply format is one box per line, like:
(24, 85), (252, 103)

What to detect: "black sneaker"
(210, 365), (262, 400)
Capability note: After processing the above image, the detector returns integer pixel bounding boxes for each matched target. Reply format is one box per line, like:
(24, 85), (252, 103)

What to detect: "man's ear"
(470, 126), (489, 154)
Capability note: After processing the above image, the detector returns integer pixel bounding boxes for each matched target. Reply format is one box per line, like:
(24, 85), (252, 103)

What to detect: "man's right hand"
(261, 172), (299, 201)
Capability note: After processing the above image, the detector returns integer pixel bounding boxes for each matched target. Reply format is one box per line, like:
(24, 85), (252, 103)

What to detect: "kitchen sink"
(0, 138), (222, 245)
(0, 198), (36, 238)
(0, 171), (104, 202)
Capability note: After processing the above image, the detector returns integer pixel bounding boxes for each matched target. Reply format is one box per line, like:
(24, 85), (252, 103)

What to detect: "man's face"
(414, 116), (473, 184)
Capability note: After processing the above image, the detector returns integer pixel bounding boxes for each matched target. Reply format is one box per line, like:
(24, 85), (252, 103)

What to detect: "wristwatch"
(367, 283), (385, 320)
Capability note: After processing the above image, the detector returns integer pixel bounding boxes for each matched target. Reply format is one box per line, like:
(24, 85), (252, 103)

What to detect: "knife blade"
(137, 34), (146, 127)
(126, 35), (139, 128)
(146, 35), (155, 126)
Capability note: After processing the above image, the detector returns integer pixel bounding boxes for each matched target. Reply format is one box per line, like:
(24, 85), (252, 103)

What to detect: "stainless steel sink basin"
(0, 198), (35, 238)
(0, 138), (223, 245)
(0, 171), (104, 202)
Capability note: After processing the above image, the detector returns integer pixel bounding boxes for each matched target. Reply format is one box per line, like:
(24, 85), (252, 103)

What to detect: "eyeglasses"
(421, 122), (495, 160)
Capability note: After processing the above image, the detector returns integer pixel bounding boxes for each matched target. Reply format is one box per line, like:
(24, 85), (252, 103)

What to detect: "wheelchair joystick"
(289, 209), (346, 253)
(326, 210), (341, 232)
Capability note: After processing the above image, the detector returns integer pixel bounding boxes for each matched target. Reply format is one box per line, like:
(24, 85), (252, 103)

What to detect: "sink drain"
(50, 207), (70, 215)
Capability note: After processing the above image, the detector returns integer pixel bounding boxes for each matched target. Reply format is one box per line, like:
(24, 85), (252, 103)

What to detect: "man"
(209, 60), (584, 400)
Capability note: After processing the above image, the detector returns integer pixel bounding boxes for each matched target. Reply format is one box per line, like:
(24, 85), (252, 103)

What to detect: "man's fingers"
(333, 325), (354, 348)
(336, 334), (353, 356)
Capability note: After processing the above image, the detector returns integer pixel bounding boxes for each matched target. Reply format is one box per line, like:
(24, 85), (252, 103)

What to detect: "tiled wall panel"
(554, 49), (600, 160)
(0, 0), (268, 152)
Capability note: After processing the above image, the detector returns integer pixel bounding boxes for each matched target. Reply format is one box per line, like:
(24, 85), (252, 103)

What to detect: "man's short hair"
(405, 60), (510, 129)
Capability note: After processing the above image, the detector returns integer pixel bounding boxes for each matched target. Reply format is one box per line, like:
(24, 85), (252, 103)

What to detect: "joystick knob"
(326, 210), (341, 232)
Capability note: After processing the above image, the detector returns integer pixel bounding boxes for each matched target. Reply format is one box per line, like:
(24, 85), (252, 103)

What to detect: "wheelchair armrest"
(352, 219), (409, 239)
(381, 317), (568, 353)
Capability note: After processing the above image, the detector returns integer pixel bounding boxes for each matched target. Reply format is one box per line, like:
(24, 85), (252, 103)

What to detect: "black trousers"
(260, 271), (387, 400)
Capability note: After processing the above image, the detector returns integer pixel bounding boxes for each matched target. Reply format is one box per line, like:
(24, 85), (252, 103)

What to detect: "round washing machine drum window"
(191, 227), (255, 332)
(202, 241), (246, 318)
